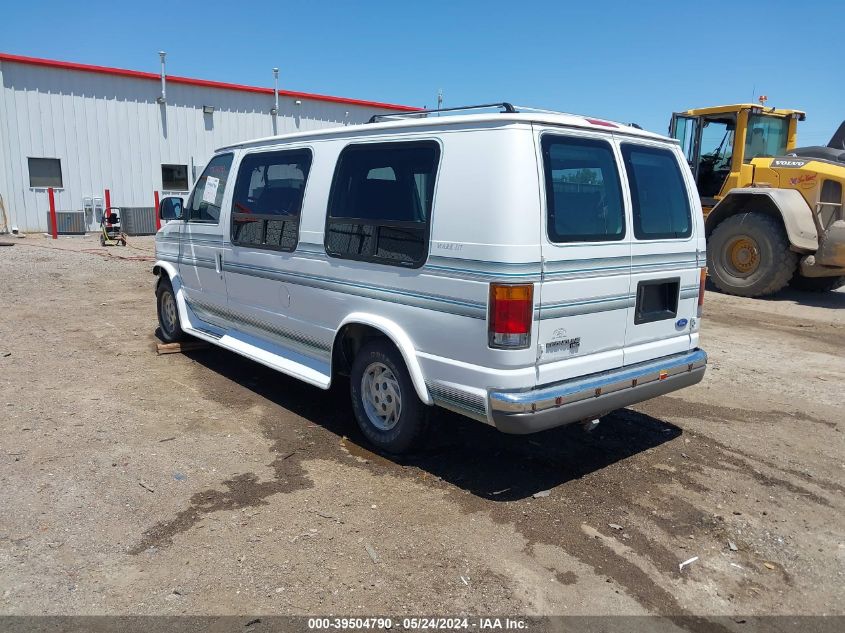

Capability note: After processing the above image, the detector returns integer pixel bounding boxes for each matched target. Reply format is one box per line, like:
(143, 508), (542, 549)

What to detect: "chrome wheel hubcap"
(161, 292), (178, 333)
(360, 362), (401, 431)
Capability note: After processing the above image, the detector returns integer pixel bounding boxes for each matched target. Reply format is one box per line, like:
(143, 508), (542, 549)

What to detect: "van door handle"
(215, 252), (223, 274)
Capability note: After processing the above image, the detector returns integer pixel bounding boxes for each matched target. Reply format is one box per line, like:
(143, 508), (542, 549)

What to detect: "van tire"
(708, 213), (797, 297)
(350, 340), (428, 454)
(156, 277), (186, 343)
(789, 274), (845, 293)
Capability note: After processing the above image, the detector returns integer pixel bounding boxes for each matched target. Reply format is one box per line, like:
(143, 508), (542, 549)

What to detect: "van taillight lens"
(697, 268), (706, 317)
(489, 283), (533, 349)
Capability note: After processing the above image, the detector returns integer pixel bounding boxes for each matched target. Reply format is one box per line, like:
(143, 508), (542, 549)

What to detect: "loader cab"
(672, 112), (736, 204)
(669, 105), (803, 209)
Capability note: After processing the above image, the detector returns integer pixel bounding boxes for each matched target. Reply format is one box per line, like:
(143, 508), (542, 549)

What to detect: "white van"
(154, 103), (707, 453)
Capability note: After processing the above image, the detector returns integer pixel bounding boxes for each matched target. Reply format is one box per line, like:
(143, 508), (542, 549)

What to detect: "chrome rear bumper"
(488, 349), (707, 434)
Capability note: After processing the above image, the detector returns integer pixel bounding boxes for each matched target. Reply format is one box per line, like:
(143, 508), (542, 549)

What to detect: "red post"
(48, 187), (58, 239)
(154, 191), (161, 231)
(104, 189), (111, 226)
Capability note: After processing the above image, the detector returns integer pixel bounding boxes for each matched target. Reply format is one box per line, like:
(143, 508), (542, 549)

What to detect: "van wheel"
(789, 274), (845, 292)
(708, 213), (797, 297)
(350, 340), (428, 454)
(156, 277), (186, 343)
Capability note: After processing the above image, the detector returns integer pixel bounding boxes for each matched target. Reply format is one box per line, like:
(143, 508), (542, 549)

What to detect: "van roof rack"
(368, 102), (517, 123)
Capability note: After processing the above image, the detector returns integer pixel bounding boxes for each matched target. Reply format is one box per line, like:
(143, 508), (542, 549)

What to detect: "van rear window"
(621, 144), (692, 240)
(541, 135), (625, 243)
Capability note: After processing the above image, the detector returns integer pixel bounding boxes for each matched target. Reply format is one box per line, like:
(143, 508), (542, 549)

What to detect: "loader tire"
(708, 213), (797, 297)
(789, 274), (845, 293)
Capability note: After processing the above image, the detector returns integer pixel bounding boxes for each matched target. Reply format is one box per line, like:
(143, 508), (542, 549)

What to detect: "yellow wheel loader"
(670, 104), (845, 296)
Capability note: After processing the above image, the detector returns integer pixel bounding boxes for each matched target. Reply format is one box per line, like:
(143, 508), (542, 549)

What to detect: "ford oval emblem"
(675, 318), (689, 329)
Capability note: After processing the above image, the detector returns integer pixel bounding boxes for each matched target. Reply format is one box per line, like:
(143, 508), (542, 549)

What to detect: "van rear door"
(535, 130), (633, 385)
(619, 140), (703, 365)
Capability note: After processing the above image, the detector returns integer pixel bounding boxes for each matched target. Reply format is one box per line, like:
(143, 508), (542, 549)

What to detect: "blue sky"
(2, 0), (842, 144)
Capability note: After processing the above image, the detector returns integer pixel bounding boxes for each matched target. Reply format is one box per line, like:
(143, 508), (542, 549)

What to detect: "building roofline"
(0, 52), (421, 112)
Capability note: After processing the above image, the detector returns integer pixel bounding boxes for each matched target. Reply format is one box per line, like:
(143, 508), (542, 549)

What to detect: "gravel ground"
(0, 234), (843, 625)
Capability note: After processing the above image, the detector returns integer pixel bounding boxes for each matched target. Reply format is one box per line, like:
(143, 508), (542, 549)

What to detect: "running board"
(183, 326), (330, 390)
(180, 296), (332, 390)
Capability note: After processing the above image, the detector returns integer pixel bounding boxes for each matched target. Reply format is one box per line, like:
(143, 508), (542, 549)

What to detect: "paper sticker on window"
(202, 177), (220, 205)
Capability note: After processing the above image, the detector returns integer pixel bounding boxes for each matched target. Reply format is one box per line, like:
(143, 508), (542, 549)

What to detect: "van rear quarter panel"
(423, 124), (542, 366)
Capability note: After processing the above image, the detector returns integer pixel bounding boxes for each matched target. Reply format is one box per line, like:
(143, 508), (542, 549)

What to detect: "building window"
(325, 141), (440, 268)
(231, 149), (313, 251)
(541, 135), (625, 243)
(162, 164), (189, 191)
(28, 158), (63, 188)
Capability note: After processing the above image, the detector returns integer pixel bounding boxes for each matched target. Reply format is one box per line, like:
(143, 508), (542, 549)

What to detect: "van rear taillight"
(697, 268), (707, 317)
(489, 283), (533, 349)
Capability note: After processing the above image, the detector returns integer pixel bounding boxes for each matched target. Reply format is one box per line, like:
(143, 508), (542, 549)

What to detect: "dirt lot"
(0, 235), (843, 623)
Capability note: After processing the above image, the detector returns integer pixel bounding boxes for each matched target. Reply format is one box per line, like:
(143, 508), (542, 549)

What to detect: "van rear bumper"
(488, 349), (707, 434)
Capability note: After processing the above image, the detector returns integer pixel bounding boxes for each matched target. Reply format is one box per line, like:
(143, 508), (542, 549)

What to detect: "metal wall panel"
(0, 60), (404, 232)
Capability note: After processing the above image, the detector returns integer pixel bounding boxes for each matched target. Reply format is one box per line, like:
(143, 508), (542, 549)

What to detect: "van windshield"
(621, 144), (692, 240)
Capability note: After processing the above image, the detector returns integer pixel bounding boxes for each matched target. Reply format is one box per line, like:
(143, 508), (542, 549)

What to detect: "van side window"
(541, 136), (625, 243)
(231, 149), (313, 251)
(187, 153), (234, 224)
(621, 144), (692, 240)
(325, 141), (439, 268)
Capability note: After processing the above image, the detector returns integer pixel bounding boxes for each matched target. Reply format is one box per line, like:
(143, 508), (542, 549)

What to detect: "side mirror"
(159, 197), (184, 221)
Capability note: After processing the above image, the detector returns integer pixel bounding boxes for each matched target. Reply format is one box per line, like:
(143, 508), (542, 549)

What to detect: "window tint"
(541, 136), (625, 242)
(28, 158), (63, 188)
(162, 164), (189, 191)
(744, 114), (789, 161)
(622, 144), (692, 240)
(231, 149), (312, 251)
(188, 153), (233, 223)
(326, 142), (439, 267)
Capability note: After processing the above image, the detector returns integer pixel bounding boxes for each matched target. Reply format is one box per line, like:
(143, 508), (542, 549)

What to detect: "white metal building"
(0, 52), (417, 233)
